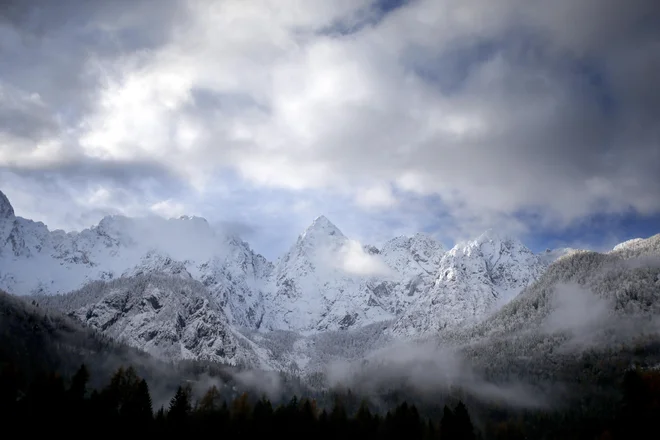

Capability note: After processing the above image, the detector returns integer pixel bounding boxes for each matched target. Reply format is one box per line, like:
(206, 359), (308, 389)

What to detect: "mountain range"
(3, 188), (657, 375)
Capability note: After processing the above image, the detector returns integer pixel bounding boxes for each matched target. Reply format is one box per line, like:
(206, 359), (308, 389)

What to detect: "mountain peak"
(0, 190), (15, 219)
(300, 215), (345, 239)
(311, 215), (333, 226)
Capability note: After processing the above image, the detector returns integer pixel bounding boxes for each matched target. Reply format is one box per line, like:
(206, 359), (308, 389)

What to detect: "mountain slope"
(441, 233), (660, 361)
(261, 218), (455, 334)
(33, 274), (277, 367)
(0, 190), (272, 334)
(390, 230), (545, 337)
(0, 189), (550, 340)
(0, 289), (176, 389)
(261, 216), (394, 333)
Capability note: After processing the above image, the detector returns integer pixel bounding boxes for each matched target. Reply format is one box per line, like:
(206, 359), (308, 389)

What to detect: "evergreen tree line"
(1, 362), (659, 439)
(0, 362), (476, 439)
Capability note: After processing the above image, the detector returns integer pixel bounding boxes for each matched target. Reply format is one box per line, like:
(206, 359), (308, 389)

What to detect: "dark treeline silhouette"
(2, 362), (660, 439)
(0, 361), (470, 439)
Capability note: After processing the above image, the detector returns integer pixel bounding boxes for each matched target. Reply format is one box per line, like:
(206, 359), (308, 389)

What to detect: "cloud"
(338, 240), (394, 277)
(542, 283), (612, 335)
(326, 340), (547, 408)
(355, 184), (398, 209)
(233, 369), (283, 401)
(150, 199), (187, 219)
(0, 161), (187, 231)
(1, 0), (659, 253)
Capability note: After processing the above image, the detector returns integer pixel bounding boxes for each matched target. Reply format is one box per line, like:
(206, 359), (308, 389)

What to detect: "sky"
(0, 0), (659, 259)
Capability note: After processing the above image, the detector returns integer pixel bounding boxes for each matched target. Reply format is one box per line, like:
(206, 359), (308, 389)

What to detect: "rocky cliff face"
(34, 273), (277, 368)
(389, 230), (546, 338)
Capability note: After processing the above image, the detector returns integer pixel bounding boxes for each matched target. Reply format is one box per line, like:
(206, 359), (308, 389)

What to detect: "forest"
(1, 361), (659, 439)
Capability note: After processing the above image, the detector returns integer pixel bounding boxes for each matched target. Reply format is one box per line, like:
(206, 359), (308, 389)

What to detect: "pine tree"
(231, 392), (251, 419)
(440, 405), (456, 440)
(330, 396), (348, 438)
(154, 406), (166, 435)
(168, 384), (192, 426)
(453, 401), (476, 440)
(68, 364), (89, 401)
(0, 363), (19, 415)
(230, 392), (252, 437)
(355, 400), (376, 438)
(298, 398), (317, 438)
(253, 397), (274, 438)
(130, 379), (153, 426)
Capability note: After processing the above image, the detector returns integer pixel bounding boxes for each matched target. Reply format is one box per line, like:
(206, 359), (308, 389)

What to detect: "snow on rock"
(611, 238), (646, 253)
(0, 188), (551, 343)
(36, 274), (265, 366)
(389, 229), (545, 338)
(261, 219), (450, 335)
(0, 191), (15, 220)
(0, 190), (271, 336)
(366, 233), (445, 316)
(6, 186), (660, 370)
(122, 250), (193, 279)
(194, 236), (273, 330)
(609, 234), (660, 259)
(261, 216), (394, 333)
(462, 233), (660, 344)
(16, 187), (653, 367)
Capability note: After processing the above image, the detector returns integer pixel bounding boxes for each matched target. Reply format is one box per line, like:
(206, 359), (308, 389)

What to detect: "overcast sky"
(1, 0), (658, 258)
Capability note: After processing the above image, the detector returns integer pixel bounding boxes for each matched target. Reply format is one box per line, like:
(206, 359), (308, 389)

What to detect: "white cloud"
(150, 199), (187, 219)
(327, 340), (546, 408)
(354, 184), (397, 209)
(543, 283), (611, 334)
(339, 239), (394, 277)
(1, 0), (659, 246)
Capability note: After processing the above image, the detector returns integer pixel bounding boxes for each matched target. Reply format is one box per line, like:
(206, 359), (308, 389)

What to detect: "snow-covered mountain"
(261, 215), (394, 333)
(452, 233), (660, 356)
(4, 188), (659, 377)
(259, 217), (451, 334)
(2, 188), (555, 365)
(0, 191), (271, 334)
(389, 230), (546, 338)
(33, 273), (277, 367)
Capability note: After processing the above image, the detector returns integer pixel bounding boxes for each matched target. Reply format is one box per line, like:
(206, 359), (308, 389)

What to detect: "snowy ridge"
(0, 191), (271, 335)
(611, 237), (647, 253)
(34, 274), (278, 368)
(261, 215), (395, 333)
(1, 188), (619, 369)
(389, 230), (546, 338)
(457, 233), (660, 346)
(1, 190), (548, 338)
